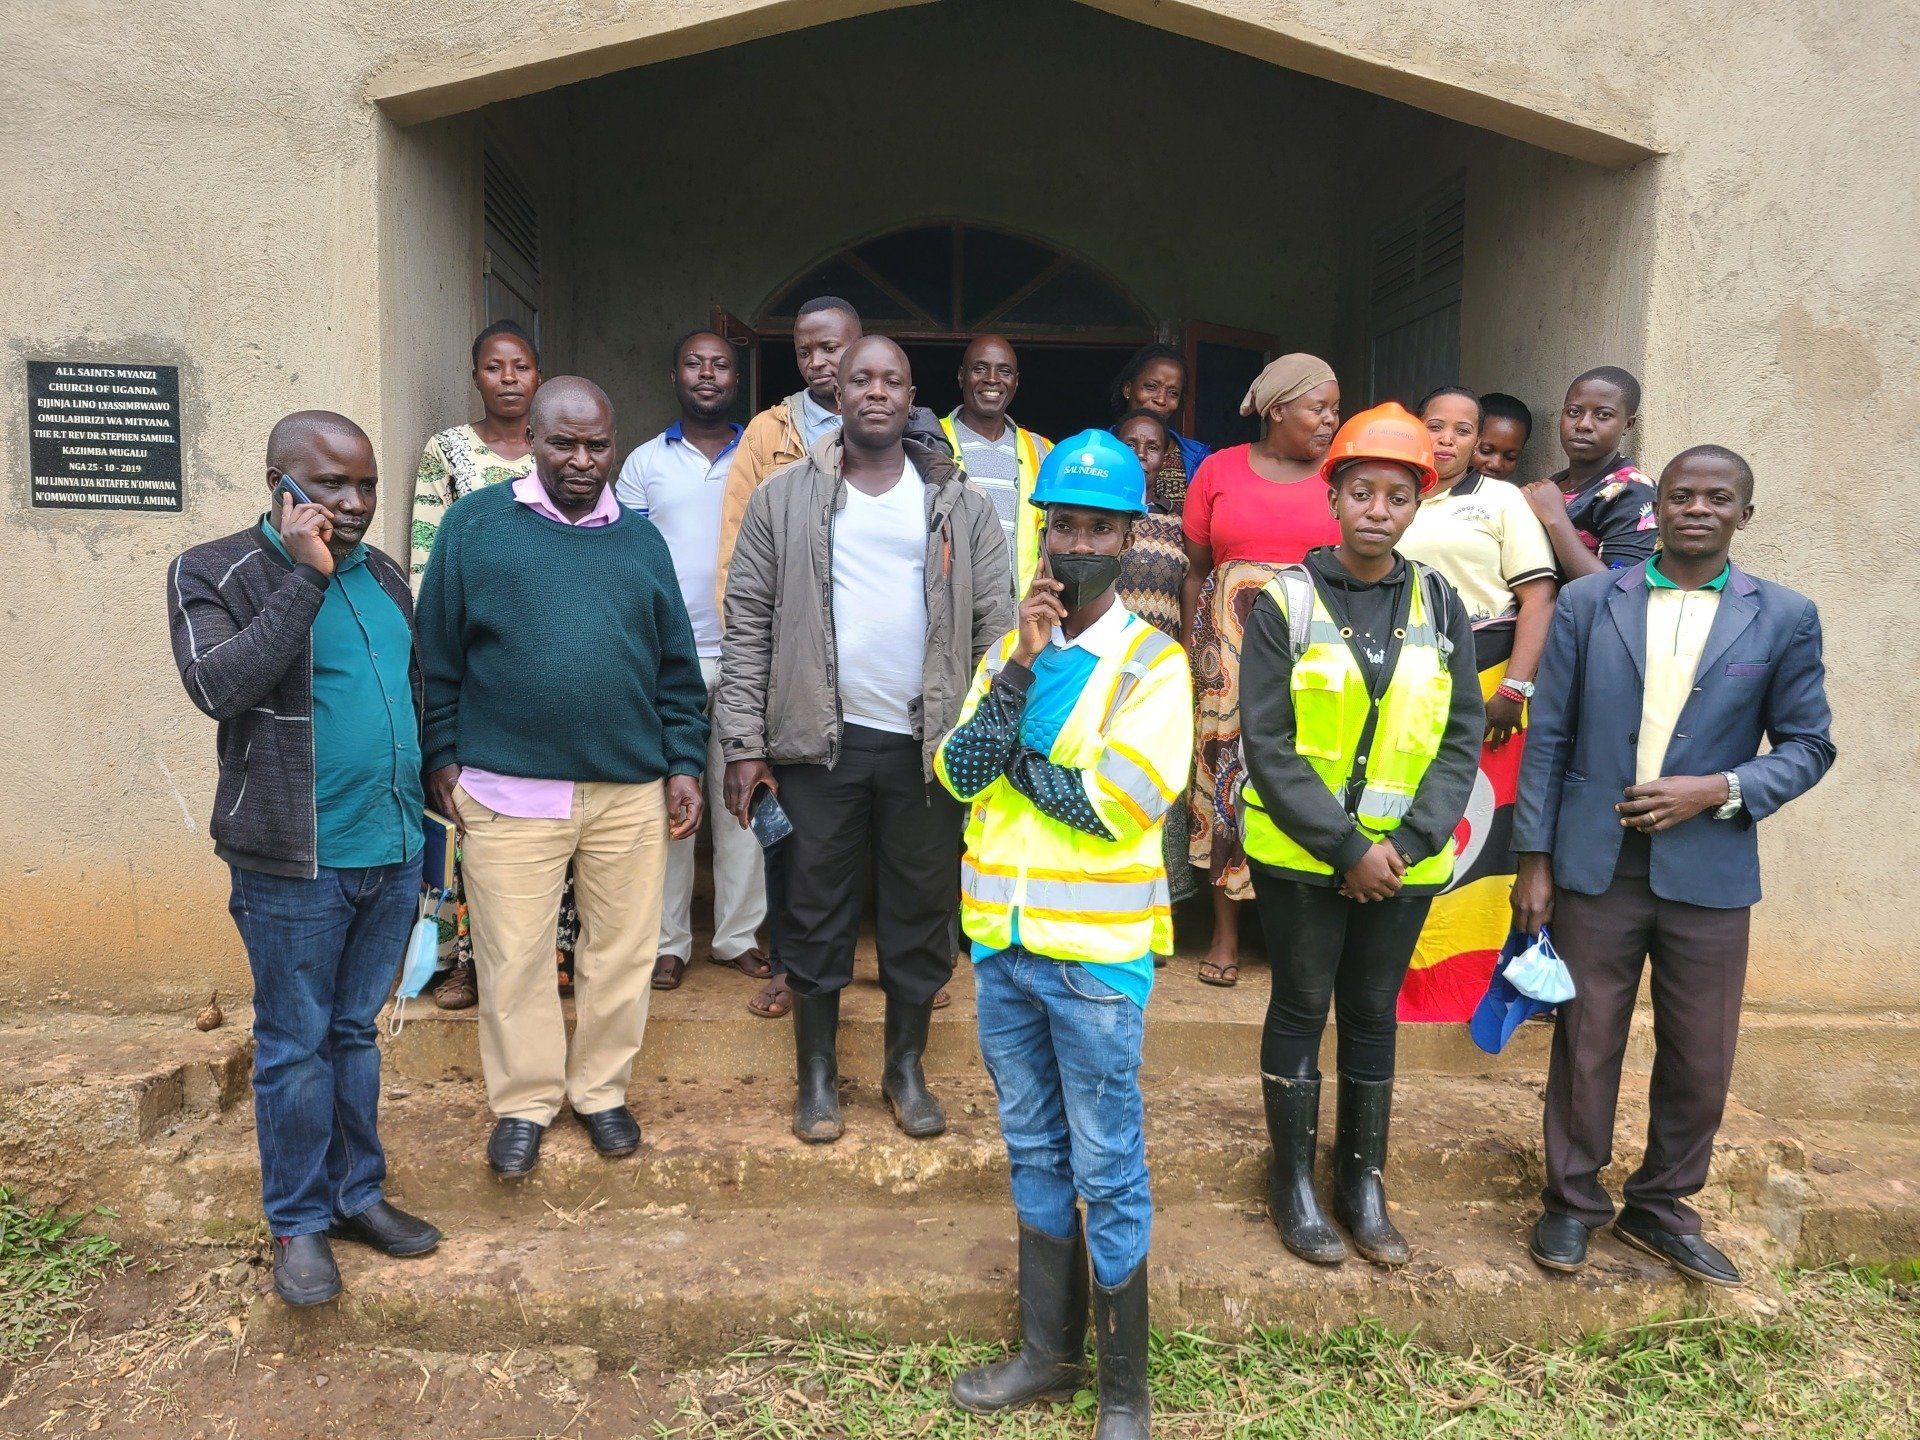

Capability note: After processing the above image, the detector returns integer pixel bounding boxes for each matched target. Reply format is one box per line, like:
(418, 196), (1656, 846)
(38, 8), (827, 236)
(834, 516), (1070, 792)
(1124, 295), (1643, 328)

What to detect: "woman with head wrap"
(1182, 354), (1342, 987)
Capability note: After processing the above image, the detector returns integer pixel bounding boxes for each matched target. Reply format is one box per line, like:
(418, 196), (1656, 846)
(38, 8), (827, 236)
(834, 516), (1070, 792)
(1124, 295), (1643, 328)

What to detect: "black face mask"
(1048, 552), (1123, 611)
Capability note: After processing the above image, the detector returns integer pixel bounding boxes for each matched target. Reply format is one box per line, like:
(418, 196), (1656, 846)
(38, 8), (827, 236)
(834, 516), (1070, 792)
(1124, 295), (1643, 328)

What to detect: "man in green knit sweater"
(417, 376), (710, 1178)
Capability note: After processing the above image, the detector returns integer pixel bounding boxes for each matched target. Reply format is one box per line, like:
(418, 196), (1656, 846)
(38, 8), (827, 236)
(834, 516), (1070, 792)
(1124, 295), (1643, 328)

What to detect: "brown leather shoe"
(433, 959), (477, 1010)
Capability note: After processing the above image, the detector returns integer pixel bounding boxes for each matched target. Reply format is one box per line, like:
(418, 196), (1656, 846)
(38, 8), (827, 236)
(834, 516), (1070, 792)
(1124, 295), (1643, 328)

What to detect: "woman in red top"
(1182, 354), (1341, 987)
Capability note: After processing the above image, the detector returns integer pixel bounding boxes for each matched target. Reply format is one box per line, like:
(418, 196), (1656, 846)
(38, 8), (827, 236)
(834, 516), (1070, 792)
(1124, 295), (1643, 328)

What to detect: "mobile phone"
(273, 473), (313, 513)
(748, 786), (793, 850)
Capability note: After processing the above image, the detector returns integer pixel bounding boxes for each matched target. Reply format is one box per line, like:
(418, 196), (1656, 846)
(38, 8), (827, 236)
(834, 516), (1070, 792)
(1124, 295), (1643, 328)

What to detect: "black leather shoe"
(1613, 1210), (1743, 1286)
(1528, 1212), (1591, 1272)
(331, 1199), (441, 1257)
(578, 1104), (642, 1157)
(271, 1233), (342, 1306)
(487, 1117), (544, 1178)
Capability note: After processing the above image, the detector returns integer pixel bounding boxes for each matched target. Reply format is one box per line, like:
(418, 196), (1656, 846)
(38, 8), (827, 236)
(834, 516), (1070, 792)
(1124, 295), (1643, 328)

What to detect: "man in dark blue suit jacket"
(1511, 445), (1834, 1286)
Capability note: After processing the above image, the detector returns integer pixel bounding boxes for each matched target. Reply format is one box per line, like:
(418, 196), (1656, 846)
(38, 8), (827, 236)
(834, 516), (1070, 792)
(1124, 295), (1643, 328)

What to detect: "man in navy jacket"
(1511, 444), (1834, 1286)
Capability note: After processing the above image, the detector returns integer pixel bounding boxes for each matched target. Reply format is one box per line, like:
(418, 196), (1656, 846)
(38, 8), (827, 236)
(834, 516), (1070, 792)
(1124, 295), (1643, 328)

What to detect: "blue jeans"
(228, 857), (420, 1236)
(974, 946), (1150, 1285)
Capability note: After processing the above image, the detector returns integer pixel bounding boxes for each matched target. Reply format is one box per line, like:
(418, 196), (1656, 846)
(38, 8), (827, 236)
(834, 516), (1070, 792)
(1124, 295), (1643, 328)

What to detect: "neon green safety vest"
(936, 616), (1195, 964)
(1241, 565), (1456, 886)
(941, 414), (1046, 596)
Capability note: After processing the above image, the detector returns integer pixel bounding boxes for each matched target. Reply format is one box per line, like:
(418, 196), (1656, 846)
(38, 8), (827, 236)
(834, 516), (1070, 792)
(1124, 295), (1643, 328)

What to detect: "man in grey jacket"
(717, 336), (1014, 1146)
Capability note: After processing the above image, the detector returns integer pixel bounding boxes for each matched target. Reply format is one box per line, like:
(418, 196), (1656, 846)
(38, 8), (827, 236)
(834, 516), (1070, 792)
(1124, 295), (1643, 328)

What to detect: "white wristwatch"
(1715, 771), (1743, 820)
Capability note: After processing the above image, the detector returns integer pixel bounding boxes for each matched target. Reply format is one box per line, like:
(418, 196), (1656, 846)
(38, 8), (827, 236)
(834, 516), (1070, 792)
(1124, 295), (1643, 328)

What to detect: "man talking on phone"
(714, 337), (1012, 1146)
(168, 410), (441, 1307)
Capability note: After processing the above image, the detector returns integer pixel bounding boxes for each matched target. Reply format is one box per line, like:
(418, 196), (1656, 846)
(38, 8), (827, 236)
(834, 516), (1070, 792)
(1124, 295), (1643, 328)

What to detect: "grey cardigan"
(167, 521), (422, 877)
(715, 434), (1015, 779)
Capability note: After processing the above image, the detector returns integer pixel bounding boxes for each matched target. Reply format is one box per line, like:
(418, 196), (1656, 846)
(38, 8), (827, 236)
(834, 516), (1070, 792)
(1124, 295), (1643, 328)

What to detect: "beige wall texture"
(2, 0), (1910, 1021)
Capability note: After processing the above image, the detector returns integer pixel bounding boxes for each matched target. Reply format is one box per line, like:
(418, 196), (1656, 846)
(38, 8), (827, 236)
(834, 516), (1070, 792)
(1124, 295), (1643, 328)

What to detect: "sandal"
(1197, 958), (1240, 988)
(711, 946), (773, 979)
(653, 954), (689, 991)
(931, 985), (953, 1011)
(747, 974), (793, 1019)
(433, 959), (477, 1011)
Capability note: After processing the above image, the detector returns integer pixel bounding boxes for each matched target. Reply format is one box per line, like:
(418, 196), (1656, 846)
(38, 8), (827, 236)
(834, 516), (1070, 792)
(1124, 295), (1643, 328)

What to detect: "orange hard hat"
(1317, 401), (1439, 495)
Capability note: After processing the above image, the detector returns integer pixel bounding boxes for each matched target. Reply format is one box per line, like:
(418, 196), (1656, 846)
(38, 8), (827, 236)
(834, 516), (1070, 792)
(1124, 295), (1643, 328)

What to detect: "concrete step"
(110, 1070), (1801, 1242)
(244, 1196), (1786, 1366)
(0, 1008), (251, 1176)
(379, 953), (1554, 1084)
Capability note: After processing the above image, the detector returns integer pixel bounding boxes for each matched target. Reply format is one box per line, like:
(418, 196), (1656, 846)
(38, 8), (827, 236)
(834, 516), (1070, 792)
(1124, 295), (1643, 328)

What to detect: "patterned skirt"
(1187, 560), (1292, 903)
(1118, 512), (1197, 902)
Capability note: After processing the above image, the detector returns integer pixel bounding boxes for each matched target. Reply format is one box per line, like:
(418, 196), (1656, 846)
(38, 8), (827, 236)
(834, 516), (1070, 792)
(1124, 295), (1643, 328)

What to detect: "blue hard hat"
(1028, 429), (1148, 515)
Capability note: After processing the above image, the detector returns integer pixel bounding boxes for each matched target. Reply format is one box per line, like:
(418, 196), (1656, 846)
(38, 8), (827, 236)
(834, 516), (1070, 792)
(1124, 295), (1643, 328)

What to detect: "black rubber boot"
(950, 1218), (1090, 1413)
(1331, 1074), (1410, 1267)
(791, 990), (843, 1143)
(882, 997), (947, 1138)
(1259, 1072), (1346, 1265)
(1090, 1256), (1151, 1439)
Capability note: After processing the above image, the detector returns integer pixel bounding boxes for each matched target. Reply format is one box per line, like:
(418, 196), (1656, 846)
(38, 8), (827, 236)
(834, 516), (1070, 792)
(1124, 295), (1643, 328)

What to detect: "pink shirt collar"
(511, 472), (621, 527)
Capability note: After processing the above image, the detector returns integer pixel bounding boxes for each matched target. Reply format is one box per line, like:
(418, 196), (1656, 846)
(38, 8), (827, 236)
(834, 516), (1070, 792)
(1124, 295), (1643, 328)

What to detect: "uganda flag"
(1399, 662), (1523, 1023)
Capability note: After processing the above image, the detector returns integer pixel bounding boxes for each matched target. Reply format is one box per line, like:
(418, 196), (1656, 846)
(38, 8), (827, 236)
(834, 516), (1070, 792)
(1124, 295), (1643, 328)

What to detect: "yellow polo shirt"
(1636, 559), (1730, 784)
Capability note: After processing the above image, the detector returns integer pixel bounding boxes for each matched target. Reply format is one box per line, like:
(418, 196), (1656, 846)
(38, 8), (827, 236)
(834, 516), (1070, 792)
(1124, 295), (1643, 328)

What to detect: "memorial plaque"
(27, 361), (183, 511)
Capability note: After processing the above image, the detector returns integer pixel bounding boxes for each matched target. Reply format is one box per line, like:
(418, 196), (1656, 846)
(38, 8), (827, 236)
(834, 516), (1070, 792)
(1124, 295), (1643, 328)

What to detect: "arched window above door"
(757, 222), (1153, 342)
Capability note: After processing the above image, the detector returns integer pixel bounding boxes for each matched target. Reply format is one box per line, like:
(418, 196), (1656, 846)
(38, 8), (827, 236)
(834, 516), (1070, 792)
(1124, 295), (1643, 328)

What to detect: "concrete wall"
(533, 0), (1357, 436)
(2, 0), (1911, 1023)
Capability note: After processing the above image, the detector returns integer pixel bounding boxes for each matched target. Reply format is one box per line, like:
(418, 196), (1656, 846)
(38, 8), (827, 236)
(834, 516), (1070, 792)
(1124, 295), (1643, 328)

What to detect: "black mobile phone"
(273, 473), (313, 514)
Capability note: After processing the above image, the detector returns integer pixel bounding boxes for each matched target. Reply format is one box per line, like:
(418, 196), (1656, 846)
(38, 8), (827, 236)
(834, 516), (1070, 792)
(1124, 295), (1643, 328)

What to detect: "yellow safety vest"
(941, 415), (1046, 596)
(1241, 566), (1456, 886)
(936, 615), (1195, 964)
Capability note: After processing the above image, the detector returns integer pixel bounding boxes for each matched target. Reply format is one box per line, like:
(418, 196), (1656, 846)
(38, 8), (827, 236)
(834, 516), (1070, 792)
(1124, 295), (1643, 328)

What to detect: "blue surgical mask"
(388, 897), (445, 1033)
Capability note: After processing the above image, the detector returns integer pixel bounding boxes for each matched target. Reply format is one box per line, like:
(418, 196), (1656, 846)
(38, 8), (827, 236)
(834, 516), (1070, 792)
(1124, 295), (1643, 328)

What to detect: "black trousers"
(1543, 871), (1751, 1235)
(773, 724), (961, 1006)
(1249, 864), (1432, 1083)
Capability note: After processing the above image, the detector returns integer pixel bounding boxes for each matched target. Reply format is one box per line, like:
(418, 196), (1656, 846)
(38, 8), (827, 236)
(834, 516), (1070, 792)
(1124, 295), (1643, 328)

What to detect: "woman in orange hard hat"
(1237, 403), (1483, 1267)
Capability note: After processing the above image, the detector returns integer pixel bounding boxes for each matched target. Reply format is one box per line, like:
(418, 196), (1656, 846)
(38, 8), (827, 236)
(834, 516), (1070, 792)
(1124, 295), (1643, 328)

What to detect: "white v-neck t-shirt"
(832, 461), (929, 735)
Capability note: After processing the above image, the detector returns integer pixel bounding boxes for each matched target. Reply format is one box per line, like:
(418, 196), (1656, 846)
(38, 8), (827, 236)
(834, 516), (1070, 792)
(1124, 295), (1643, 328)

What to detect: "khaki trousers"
(455, 778), (667, 1124)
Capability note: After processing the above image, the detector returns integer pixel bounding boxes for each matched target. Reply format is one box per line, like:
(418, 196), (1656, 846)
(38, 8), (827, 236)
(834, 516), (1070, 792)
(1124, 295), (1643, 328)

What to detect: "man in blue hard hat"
(937, 431), (1195, 1440)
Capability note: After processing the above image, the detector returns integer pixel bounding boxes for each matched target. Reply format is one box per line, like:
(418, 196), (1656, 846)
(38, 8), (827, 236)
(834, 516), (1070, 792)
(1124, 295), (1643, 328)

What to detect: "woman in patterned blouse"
(408, 320), (541, 586)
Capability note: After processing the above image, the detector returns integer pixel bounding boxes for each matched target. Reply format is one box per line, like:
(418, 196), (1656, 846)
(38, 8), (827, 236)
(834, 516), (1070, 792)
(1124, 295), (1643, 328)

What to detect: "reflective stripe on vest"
(950, 615), (1190, 963)
(1241, 567), (1455, 886)
(945, 415), (1044, 594)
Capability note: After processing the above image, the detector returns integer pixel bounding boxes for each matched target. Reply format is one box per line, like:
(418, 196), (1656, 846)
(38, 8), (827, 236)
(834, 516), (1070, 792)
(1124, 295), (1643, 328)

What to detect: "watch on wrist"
(1715, 770), (1743, 820)
(1500, 677), (1537, 699)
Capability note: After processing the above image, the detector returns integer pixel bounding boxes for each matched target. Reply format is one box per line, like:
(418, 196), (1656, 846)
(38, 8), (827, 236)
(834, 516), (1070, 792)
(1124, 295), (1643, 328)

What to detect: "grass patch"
(671, 1266), (1919, 1439)
(0, 1188), (122, 1363)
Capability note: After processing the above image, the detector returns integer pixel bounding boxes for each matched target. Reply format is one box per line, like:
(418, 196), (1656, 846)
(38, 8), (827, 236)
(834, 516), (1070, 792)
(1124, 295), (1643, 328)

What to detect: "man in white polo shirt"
(615, 329), (770, 992)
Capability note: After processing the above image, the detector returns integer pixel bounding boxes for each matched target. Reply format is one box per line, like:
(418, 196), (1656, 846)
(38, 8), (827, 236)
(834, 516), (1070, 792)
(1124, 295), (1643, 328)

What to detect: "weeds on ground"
(0, 1188), (122, 1364)
(670, 1265), (1920, 1439)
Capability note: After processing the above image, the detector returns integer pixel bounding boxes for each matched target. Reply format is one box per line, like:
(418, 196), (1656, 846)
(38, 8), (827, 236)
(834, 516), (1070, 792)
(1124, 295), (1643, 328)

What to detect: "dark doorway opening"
(754, 338), (1138, 442)
(739, 221), (1154, 442)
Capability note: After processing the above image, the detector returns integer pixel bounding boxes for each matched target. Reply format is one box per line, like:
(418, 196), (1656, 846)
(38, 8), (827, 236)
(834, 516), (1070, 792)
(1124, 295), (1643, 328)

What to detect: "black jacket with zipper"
(166, 520), (423, 878)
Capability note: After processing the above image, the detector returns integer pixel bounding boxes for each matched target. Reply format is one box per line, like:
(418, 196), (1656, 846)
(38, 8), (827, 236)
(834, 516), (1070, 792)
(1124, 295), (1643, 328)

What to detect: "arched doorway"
(730, 221), (1155, 441)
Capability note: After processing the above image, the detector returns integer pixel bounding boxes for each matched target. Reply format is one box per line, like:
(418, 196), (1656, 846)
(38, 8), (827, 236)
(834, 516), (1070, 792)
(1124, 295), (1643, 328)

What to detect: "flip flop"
(747, 975), (793, 1019)
(652, 954), (689, 991)
(710, 947), (773, 979)
(1197, 959), (1240, 988)
(931, 985), (953, 1011)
